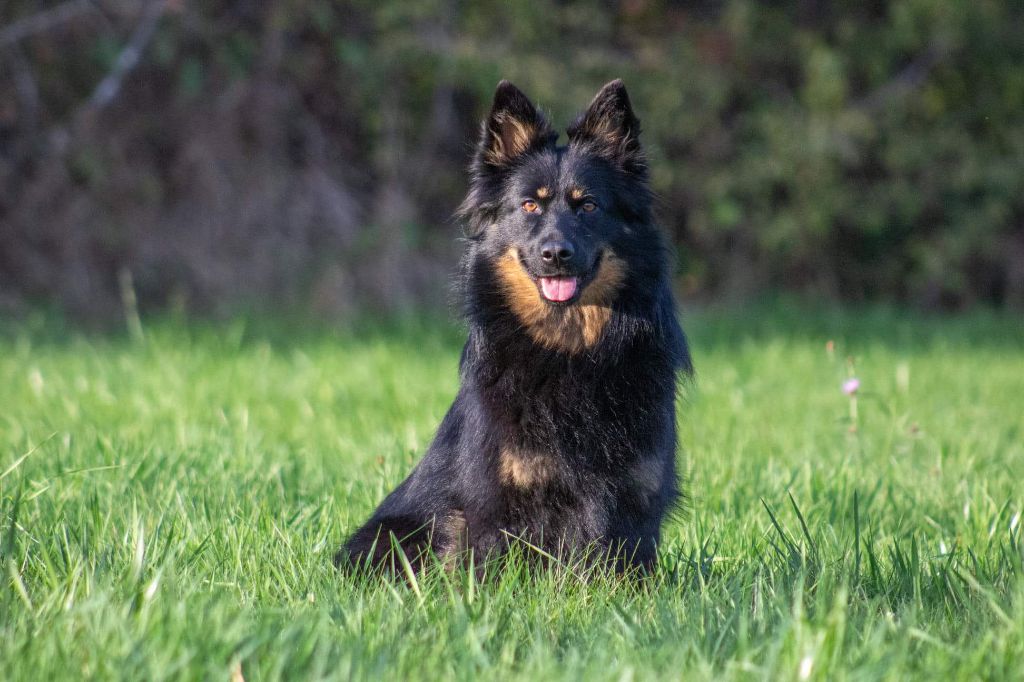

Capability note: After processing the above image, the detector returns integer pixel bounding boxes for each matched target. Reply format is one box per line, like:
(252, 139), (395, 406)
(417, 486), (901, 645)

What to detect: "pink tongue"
(540, 276), (579, 302)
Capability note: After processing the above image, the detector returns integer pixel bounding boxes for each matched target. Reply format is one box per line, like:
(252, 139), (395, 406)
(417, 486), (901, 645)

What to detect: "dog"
(336, 79), (692, 575)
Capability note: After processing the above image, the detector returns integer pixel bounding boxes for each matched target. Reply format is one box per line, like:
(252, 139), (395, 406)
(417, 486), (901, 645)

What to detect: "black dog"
(336, 80), (691, 574)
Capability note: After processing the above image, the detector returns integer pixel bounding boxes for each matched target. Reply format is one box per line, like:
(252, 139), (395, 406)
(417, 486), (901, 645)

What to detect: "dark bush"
(1, 0), (1022, 317)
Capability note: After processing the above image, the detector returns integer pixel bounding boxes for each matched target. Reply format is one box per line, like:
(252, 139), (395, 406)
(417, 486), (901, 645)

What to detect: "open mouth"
(514, 251), (598, 306)
(507, 246), (602, 305)
(538, 276), (579, 303)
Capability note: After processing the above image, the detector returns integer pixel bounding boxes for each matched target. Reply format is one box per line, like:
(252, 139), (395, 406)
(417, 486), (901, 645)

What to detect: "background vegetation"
(3, 0), (1023, 318)
(1, 307), (1022, 679)
(4, 5), (1021, 678)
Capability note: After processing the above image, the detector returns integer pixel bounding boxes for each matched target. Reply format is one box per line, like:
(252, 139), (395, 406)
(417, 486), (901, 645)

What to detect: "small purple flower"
(842, 378), (860, 395)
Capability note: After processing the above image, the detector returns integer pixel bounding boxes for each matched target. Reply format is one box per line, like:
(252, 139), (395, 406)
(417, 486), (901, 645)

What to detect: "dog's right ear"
(477, 81), (554, 169)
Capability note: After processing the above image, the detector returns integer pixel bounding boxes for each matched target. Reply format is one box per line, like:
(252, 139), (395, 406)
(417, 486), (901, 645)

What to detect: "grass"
(1, 302), (1023, 680)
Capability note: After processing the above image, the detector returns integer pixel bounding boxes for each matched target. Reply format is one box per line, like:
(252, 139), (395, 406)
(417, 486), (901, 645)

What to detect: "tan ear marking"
(505, 117), (536, 157)
(485, 115), (542, 166)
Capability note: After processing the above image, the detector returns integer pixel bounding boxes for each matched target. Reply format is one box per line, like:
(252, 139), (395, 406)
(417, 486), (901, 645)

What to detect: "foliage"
(1, 1), (1023, 315)
(1, 305), (1023, 679)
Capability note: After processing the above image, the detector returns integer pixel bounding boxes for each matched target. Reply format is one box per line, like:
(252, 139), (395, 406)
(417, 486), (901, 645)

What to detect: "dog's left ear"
(567, 79), (646, 176)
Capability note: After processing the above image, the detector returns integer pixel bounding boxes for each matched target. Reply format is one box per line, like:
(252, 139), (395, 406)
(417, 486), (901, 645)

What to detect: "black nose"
(540, 240), (575, 265)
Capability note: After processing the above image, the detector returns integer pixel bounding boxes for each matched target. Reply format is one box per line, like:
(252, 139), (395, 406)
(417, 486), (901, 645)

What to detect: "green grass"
(1, 304), (1023, 680)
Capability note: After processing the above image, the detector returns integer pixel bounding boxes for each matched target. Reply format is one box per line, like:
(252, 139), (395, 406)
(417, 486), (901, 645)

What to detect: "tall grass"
(1, 304), (1022, 680)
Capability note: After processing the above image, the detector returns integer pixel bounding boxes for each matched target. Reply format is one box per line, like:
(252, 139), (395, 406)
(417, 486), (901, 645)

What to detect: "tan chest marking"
(494, 248), (626, 354)
(499, 446), (556, 489)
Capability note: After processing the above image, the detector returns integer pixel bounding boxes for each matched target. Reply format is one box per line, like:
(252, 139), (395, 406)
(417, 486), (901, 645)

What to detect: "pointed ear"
(477, 81), (554, 169)
(567, 79), (646, 175)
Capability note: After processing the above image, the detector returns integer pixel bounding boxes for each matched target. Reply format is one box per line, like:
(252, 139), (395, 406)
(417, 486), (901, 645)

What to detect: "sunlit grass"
(1, 304), (1022, 680)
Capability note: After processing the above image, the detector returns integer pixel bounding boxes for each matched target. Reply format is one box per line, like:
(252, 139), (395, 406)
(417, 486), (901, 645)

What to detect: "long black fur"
(336, 79), (692, 575)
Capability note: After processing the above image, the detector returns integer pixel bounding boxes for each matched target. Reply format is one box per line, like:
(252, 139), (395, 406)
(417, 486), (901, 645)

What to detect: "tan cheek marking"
(495, 248), (550, 329)
(536, 186), (551, 199)
(576, 250), (627, 347)
(493, 248), (627, 354)
(499, 446), (556, 489)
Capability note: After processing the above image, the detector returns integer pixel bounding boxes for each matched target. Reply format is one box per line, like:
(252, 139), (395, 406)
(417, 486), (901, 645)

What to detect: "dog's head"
(460, 80), (665, 352)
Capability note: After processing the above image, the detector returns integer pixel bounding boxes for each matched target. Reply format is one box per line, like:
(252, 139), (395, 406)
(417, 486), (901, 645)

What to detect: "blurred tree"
(1, 0), (1022, 317)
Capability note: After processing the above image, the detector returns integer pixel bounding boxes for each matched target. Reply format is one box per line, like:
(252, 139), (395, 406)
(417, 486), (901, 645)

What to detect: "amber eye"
(581, 201), (597, 213)
(522, 200), (540, 213)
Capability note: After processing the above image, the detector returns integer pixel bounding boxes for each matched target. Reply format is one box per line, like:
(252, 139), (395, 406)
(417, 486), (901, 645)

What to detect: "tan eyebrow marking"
(536, 186), (551, 199)
(570, 187), (586, 201)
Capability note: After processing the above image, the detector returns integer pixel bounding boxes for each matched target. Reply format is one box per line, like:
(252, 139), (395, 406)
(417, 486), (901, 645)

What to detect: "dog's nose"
(540, 240), (575, 265)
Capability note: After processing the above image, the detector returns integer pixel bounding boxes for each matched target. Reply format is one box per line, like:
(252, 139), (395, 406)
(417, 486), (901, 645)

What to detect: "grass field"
(1, 304), (1023, 680)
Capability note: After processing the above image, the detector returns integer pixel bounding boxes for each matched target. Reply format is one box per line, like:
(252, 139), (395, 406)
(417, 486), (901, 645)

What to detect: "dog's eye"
(581, 201), (598, 213)
(522, 200), (541, 213)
